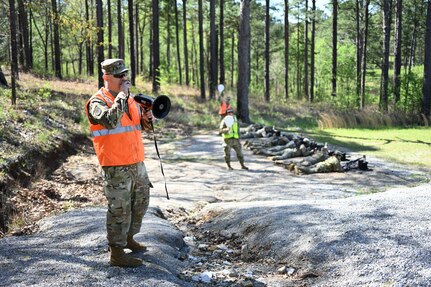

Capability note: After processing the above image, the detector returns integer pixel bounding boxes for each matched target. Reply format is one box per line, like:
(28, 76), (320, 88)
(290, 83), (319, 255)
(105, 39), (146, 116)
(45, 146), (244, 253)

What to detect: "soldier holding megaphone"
(85, 58), (159, 268)
(219, 108), (249, 170)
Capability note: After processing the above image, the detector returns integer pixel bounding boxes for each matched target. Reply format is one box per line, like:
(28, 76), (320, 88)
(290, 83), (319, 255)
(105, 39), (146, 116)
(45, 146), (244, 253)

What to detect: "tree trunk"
(405, 0), (418, 112)
(166, 5), (171, 80)
(17, 0), (32, 70)
(219, 0), (225, 85)
(183, 0), (189, 85)
(380, 0), (393, 112)
(128, 0), (136, 85)
(85, 0), (93, 75)
(9, 0), (18, 105)
(264, 0), (270, 102)
(96, 0), (104, 88)
(209, 0), (217, 99)
(231, 32), (234, 88)
(284, 0), (289, 100)
(117, 0), (124, 59)
(303, 0), (309, 100)
(360, 0), (370, 109)
(198, 0), (206, 99)
(52, 0), (62, 79)
(355, 0), (362, 107)
(135, 3), (139, 75)
(310, 0), (315, 102)
(422, 0), (431, 118)
(152, 0), (160, 93)
(332, 0), (337, 97)
(237, 0), (251, 123)
(174, 0), (182, 84)
(108, 0), (112, 58)
(393, 0), (402, 107)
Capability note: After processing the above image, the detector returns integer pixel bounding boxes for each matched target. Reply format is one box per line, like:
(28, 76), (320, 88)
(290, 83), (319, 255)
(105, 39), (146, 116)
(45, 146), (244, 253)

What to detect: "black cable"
(151, 122), (169, 200)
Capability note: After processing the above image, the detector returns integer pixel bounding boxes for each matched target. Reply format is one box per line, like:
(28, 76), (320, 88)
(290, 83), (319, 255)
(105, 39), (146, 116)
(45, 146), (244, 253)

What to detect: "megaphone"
(133, 94), (171, 119)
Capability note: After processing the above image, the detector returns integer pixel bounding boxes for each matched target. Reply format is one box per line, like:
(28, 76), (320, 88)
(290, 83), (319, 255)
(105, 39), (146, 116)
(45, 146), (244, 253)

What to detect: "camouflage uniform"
(295, 155), (342, 175)
(219, 113), (248, 169)
(272, 144), (312, 161)
(87, 59), (151, 248)
(101, 162), (150, 247)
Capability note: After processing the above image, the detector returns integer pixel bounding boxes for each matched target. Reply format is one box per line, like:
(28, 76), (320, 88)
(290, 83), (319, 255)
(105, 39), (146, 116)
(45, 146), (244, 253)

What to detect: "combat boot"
(240, 163), (249, 170)
(126, 235), (147, 252)
(226, 162), (233, 170)
(110, 246), (143, 268)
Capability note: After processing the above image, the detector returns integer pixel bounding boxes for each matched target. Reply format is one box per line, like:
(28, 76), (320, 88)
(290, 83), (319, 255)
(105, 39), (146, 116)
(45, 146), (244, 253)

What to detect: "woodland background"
(1, 0), (431, 125)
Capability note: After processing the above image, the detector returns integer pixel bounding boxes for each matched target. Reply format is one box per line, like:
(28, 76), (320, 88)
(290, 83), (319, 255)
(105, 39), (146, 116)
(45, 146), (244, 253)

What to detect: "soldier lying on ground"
(271, 144), (314, 161)
(294, 153), (343, 175)
(274, 147), (330, 170)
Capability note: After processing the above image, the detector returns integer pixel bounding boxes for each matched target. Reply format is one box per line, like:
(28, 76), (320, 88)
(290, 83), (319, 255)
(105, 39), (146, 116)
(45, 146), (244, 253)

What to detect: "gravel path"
(1, 133), (430, 286)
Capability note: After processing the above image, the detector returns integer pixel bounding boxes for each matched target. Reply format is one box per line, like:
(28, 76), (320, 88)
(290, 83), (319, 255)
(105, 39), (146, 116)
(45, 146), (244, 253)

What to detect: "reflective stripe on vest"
(90, 124), (142, 137)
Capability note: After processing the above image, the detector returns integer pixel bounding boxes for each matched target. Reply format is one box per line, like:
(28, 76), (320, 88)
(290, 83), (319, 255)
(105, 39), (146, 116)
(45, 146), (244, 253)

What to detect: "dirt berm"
(0, 133), (430, 286)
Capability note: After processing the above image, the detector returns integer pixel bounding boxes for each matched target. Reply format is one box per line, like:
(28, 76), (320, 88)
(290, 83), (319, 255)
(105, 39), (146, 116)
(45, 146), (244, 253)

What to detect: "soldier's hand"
(120, 80), (131, 94)
(143, 108), (153, 122)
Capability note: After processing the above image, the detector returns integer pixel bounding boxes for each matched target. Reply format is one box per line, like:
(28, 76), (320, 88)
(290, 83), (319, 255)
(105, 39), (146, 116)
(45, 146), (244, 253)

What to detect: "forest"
(1, 0), (431, 125)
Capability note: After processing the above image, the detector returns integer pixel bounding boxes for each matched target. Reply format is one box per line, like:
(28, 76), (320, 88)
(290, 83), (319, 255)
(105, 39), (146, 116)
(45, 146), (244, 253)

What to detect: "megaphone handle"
(151, 122), (170, 200)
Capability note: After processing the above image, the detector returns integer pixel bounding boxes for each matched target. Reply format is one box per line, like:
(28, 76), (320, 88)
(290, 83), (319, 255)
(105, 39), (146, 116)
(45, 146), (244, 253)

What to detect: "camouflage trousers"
(101, 161), (151, 248)
(295, 156), (341, 174)
(223, 138), (245, 164)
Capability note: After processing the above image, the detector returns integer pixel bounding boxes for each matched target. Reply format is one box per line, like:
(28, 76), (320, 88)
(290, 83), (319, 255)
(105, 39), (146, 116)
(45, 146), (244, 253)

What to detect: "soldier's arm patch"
(93, 106), (103, 117)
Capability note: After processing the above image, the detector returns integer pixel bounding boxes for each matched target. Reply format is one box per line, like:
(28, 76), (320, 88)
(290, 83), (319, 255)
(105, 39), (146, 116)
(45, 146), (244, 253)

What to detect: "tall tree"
(219, 0), (225, 85)
(96, 0), (104, 87)
(284, 0), (289, 99)
(52, 0), (62, 79)
(128, 0), (136, 85)
(393, 0), (402, 107)
(17, 0), (31, 71)
(209, 0), (217, 99)
(135, 2), (139, 75)
(380, 0), (393, 112)
(360, 0), (370, 109)
(198, 0), (205, 99)
(152, 0), (160, 92)
(264, 0), (270, 102)
(174, 0), (182, 84)
(331, 0), (337, 97)
(422, 0), (431, 118)
(183, 0), (189, 85)
(303, 0), (309, 99)
(9, 0), (18, 105)
(107, 0), (113, 58)
(310, 0), (315, 102)
(237, 0), (251, 123)
(117, 0), (124, 59)
(85, 0), (93, 75)
(355, 0), (362, 107)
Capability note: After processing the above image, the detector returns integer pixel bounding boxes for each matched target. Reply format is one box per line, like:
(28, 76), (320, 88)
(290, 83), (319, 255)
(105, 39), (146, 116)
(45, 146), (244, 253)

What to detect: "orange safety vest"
(219, 101), (232, 116)
(85, 87), (144, 166)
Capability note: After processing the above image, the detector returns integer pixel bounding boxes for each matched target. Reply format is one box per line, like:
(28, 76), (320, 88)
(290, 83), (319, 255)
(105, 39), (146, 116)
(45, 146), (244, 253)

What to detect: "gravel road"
(1, 133), (430, 286)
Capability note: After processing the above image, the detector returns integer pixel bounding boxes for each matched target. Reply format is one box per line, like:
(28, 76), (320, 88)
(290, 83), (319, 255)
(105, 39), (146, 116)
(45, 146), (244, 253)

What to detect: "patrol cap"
(101, 59), (129, 75)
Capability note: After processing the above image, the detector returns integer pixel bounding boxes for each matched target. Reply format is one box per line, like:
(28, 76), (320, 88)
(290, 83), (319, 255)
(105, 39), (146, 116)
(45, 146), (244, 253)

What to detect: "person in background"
(219, 108), (249, 170)
(85, 59), (152, 268)
(218, 96), (232, 118)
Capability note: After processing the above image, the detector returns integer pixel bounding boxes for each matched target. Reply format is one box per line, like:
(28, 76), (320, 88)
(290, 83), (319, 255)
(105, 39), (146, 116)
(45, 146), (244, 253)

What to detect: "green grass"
(307, 127), (431, 168)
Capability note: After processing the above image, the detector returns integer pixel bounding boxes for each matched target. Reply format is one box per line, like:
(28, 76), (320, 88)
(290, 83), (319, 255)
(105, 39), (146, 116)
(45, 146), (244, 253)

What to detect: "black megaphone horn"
(133, 94), (171, 119)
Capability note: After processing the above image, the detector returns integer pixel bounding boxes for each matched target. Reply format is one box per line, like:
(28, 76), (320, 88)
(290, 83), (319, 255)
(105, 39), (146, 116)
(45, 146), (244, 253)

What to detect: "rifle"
(342, 155), (368, 171)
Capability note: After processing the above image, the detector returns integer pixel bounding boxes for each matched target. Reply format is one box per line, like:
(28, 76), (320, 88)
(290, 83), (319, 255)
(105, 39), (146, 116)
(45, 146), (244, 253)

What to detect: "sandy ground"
(1, 132), (430, 286)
